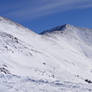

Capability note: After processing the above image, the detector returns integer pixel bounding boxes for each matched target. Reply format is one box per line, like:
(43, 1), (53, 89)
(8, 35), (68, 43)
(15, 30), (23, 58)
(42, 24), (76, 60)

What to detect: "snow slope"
(0, 16), (92, 92)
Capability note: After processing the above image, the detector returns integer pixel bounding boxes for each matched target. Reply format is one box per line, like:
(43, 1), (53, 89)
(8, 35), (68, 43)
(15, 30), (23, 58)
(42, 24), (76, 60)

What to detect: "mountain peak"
(0, 16), (9, 22)
(0, 16), (4, 19)
(40, 24), (74, 34)
(64, 24), (73, 28)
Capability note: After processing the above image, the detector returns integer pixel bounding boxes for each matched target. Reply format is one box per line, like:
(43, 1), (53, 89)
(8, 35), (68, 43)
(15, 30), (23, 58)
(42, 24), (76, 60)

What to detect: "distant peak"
(64, 24), (73, 28)
(0, 16), (3, 19)
(40, 24), (74, 34)
(0, 16), (9, 21)
(0, 16), (5, 21)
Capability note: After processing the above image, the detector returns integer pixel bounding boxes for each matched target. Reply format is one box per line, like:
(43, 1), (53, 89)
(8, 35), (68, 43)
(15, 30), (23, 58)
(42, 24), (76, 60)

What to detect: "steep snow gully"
(0, 16), (92, 92)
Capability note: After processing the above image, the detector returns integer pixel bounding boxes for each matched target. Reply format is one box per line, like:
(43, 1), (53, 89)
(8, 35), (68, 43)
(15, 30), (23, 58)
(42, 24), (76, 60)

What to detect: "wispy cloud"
(1, 0), (92, 20)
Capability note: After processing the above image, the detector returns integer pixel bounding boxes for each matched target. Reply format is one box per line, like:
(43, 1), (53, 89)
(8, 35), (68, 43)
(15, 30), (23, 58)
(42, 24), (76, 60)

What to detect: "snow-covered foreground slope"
(0, 16), (92, 92)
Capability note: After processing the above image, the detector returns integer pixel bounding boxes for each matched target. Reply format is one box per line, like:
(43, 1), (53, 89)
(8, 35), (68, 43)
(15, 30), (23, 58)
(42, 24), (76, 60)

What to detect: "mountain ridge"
(40, 24), (75, 34)
(1, 16), (92, 35)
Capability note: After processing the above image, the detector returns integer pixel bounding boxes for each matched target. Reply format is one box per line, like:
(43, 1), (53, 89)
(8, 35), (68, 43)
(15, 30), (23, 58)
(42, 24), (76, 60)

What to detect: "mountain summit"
(40, 24), (76, 34)
(0, 17), (92, 92)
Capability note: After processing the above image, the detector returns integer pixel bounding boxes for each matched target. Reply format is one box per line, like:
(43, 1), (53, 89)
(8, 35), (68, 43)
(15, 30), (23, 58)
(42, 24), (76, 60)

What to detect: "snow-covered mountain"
(0, 16), (92, 92)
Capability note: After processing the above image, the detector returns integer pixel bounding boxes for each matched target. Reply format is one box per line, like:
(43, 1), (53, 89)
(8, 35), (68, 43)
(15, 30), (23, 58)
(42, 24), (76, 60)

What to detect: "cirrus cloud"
(0, 0), (92, 20)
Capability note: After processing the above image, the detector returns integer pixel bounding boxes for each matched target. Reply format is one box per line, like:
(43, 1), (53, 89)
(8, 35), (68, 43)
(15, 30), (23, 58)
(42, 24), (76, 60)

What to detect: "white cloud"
(2, 0), (92, 20)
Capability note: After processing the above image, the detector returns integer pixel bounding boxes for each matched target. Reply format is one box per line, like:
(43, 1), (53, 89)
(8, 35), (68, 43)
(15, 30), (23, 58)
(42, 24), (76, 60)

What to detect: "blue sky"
(0, 0), (92, 33)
